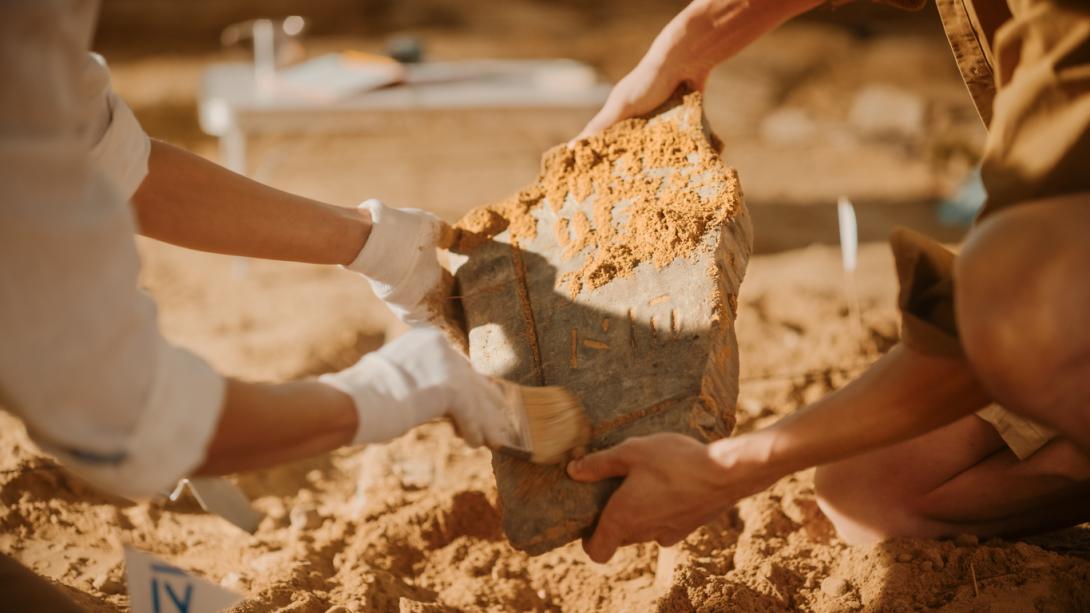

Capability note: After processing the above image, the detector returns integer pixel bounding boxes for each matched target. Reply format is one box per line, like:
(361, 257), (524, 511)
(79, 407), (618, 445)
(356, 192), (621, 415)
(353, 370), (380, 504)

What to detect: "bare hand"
(566, 432), (775, 563)
(576, 24), (711, 141)
(576, 0), (820, 140)
(577, 61), (705, 140)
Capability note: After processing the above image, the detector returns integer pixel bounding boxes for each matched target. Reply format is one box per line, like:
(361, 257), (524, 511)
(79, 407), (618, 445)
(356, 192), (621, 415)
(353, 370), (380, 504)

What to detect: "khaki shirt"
(876, 0), (1090, 356)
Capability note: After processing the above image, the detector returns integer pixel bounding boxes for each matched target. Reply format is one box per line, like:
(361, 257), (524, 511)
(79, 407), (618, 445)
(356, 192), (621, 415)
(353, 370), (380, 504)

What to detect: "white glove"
(346, 198), (442, 325)
(320, 327), (516, 447)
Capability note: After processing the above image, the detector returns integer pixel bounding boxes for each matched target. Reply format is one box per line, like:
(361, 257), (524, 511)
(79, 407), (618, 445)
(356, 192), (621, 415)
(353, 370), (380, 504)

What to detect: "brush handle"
(490, 378), (534, 454)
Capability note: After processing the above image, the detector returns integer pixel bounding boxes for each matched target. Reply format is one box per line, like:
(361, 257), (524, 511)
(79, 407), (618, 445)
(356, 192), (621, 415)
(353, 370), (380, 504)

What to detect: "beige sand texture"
(447, 90), (752, 555)
(2, 243), (1089, 612)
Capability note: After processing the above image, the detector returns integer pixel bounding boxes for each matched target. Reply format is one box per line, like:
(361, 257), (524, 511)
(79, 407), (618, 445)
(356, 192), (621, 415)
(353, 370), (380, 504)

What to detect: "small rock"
(886, 599), (913, 613)
(820, 576), (851, 596)
(801, 382), (825, 405)
(895, 552), (913, 563)
(394, 457), (435, 490)
(124, 506), (158, 531)
(249, 551), (290, 575)
(694, 409), (718, 429)
(737, 397), (762, 417)
(95, 506), (125, 526)
(1013, 542), (1040, 557)
(92, 572), (124, 595)
(781, 496), (820, 526)
(922, 548), (945, 569)
(399, 598), (446, 612)
(220, 572), (246, 592)
(289, 505), (323, 532)
(955, 534), (980, 547)
(258, 512), (289, 532)
(260, 496), (287, 519)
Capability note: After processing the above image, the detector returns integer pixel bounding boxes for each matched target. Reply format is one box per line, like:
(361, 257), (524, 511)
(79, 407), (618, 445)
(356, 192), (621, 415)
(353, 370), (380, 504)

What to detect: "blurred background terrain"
(96, 0), (983, 251)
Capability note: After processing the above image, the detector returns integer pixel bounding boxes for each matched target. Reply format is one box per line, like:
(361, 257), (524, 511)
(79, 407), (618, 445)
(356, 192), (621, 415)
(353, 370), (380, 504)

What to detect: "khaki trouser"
(882, 0), (1090, 457)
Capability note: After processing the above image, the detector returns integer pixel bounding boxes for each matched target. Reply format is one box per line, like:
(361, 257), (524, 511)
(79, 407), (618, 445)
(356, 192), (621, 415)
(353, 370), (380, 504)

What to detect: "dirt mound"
(3, 243), (1089, 611)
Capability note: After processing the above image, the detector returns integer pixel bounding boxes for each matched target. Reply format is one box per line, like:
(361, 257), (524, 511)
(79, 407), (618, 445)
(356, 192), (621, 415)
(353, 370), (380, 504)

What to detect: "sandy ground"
(5, 244), (1090, 611)
(3, 1), (1090, 611)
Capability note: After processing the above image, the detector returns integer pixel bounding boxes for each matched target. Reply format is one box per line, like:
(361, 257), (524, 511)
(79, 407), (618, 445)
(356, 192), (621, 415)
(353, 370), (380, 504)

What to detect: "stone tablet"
(444, 91), (752, 555)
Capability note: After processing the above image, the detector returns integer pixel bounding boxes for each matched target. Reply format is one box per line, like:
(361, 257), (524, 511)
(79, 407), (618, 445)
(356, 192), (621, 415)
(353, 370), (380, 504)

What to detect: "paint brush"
(436, 222), (591, 463)
(491, 379), (591, 464)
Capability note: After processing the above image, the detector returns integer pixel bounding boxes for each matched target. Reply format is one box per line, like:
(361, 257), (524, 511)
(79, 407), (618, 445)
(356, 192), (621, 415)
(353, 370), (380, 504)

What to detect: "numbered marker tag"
(124, 547), (243, 613)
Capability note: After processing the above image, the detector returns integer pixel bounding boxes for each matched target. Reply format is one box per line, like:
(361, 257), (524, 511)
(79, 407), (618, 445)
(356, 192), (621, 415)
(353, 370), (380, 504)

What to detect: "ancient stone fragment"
(446, 91), (752, 555)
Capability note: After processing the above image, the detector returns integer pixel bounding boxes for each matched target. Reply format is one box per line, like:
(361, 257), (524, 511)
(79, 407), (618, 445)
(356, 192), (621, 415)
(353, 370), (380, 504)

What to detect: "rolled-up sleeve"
(0, 0), (225, 499)
(83, 53), (151, 201)
(889, 228), (962, 357)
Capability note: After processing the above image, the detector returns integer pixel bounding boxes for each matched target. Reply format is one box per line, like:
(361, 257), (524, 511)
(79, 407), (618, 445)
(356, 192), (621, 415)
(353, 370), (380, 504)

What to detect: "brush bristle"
(517, 385), (591, 464)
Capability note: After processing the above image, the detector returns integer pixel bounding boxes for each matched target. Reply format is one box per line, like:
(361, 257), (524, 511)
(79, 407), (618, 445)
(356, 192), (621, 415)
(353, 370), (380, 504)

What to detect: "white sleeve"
(83, 53), (152, 201)
(0, 0), (225, 499)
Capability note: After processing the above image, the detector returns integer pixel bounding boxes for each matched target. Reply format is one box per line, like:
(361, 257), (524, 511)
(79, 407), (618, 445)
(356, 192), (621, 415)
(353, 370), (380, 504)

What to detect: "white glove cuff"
(320, 353), (419, 445)
(347, 199), (433, 290)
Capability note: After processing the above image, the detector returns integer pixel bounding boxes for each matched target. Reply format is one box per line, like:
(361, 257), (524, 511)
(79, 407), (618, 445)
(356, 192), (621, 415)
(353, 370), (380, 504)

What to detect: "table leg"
(220, 126), (248, 176)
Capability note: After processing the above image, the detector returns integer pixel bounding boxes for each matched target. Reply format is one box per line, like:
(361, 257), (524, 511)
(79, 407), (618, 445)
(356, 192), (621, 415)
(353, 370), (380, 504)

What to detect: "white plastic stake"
(837, 196), (858, 274)
(124, 547), (243, 613)
(252, 19), (276, 96)
(169, 477), (262, 534)
(837, 196), (864, 333)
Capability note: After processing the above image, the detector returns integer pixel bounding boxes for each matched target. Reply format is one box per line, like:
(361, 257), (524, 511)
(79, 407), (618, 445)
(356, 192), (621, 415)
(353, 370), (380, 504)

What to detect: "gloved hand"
(319, 327), (516, 447)
(346, 198), (443, 325)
